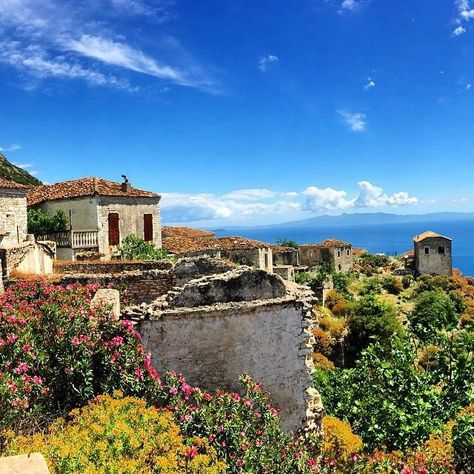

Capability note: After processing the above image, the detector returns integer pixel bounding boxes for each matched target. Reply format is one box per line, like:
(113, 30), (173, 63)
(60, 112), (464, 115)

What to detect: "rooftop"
(0, 178), (29, 190)
(162, 226), (291, 254)
(27, 177), (159, 206)
(413, 231), (451, 243)
(300, 238), (352, 248)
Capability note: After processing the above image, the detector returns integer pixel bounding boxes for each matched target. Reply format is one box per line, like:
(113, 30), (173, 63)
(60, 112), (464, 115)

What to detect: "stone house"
(28, 177), (161, 260)
(299, 239), (353, 272)
(0, 178), (28, 247)
(162, 227), (274, 273)
(414, 231), (452, 276)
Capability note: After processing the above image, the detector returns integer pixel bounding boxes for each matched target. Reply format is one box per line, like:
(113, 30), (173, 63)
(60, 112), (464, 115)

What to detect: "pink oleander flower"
(181, 383), (193, 396)
(184, 446), (198, 459)
(169, 386), (178, 395)
(14, 362), (29, 375)
(231, 392), (240, 402)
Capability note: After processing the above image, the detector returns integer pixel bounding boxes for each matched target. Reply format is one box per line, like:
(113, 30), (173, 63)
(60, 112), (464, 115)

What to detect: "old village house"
(27, 177), (162, 260)
(299, 239), (353, 272)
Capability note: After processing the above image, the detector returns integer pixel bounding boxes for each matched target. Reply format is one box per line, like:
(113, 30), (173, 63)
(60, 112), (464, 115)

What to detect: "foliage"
(410, 290), (458, 342)
(359, 277), (384, 295)
(381, 275), (403, 295)
(0, 152), (42, 186)
(27, 209), (69, 236)
(3, 392), (226, 474)
(331, 272), (352, 299)
(357, 252), (390, 275)
(158, 373), (320, 474)
(347, 294), (402, 361)
(314, 338), (444, 452)
(452, 405), (474, 474)
(118, 235), (170, 261)
(0, 281), (160, 434)
(312, 353), (335, 371)
(322, 415), (363, 460)
(276, 237), (299, 249)
(325, 290), (344, 310)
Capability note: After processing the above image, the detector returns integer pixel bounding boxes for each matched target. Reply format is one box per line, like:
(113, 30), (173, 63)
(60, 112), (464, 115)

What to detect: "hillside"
(0, 152), (42, 186)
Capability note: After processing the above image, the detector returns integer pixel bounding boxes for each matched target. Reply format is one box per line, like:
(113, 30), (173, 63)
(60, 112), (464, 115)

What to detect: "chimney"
(121, 175), (131, 193)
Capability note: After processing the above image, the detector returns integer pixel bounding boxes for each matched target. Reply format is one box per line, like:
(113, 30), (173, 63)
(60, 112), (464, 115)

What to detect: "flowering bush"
(321, 416), (362, 460)
(452, 405), (474, 473)
(157, 372), (320, 473)
(0, 281), (160, 433)
(3, 392), (226, 473)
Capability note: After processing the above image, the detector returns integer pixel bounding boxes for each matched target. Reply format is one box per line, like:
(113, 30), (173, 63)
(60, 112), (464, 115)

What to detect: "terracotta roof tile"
(300, 238), (351, 248)
(0, 178), (29, 190)
(27, 177), (159, 206)
(162, 226), (276, 254)
(413, 231), (451, 242)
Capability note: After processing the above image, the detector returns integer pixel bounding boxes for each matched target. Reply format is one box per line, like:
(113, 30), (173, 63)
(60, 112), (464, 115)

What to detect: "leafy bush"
(27, 209), (68, 236)
(315, 339), (444, 451)
(358, 252), (390, 273)
(359, 277), (383, 295)
(321, 416), (362, 460)
(118, 235), (170, 261)
(410, 290), (458, 342)
(276, 237), (298, 249)
(312, 353), (335, 371)
(452, 405), (474, 473)
(347, 294), (402, 361)
(3, 392), (226, 474)
(325, 290), (344, 310)
(381, 275), (403, 295)
(0, 281), (160, 433)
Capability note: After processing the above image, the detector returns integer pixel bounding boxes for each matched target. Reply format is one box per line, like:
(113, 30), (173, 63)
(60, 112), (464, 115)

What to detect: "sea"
(214, 219), (474, 277)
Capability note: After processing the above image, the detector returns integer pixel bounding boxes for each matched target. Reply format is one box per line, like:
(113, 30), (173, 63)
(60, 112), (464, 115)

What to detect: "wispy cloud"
(364, 77), (375, 90)
(12, 162), (32, 169)
(258, 54), (279, 72)
(453, 0), (474, 35)
(340, 0), (358, 11)
(337, 110), (367, 132)
(0, 0), (217, 92)
(0, 143), (22, 152)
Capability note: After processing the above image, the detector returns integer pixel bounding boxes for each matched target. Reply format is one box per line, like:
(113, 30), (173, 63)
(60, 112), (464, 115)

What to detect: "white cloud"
(223, 188), (277, 201)
(258, 54), (279, 72)
(303, 186), (352, 211)
(12, 162), (32, 169)
(340, 0), (358, 11)
(304, 181), (418, 212)
(364, 77), (375, 90)
(0, 0), (216, 92)
(454, 0), (474, 34)
(466, 83), (472, 90)
(337, 110), (367, 132)
(0, 144), (22, 152)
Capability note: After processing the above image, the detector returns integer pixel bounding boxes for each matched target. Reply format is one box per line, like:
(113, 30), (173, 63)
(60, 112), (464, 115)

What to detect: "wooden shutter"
(108, 213), (120, 246)
(144, 214), (153, 242)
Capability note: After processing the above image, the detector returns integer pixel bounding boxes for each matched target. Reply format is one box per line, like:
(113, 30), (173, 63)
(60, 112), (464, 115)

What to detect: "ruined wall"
(299, 245), (353, 271)
(54, 260), (173, 275)
(97, 196), (161, 256)
(127, 269), (322, 434)
(0, 191), (28, 246)
(0, 241), (55, 277)
(415, 237), (452, 276)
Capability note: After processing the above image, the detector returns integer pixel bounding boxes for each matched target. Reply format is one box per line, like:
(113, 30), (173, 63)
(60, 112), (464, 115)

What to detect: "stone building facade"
(299, 239), (353, 272)
(414, 231), (452, 276)
(28, 177), (161, 260)
(0, 178), (28, 247)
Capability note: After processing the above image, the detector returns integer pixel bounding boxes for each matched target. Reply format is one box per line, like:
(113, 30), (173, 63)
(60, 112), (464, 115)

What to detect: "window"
(337, 249), (342, 258)
(438, 246), (445, 254)
(346, 249), (350, 256)
(424, 247), (430, 255)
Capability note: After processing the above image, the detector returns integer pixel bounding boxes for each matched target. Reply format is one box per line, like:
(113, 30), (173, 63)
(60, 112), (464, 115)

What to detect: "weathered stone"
(92, 288), (120, 316)
(0, 453), (49, 474)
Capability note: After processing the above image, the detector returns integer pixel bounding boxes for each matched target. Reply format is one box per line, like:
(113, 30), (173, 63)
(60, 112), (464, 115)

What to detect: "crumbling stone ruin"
(124, 265), (323, 434)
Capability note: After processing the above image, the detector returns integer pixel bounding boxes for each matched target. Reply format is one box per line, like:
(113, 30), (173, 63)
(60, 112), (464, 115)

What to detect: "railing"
(37, 230), (98, 249)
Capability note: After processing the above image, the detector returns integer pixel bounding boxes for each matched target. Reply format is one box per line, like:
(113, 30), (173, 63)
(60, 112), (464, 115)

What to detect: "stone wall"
(0, 241), (55, 277)
(299, 245), (353, 272)
(54, 260), (173, 275)
(0, 190), (28, 246)
(415, 237), (452, 276)
(97, 196), (161, 256)
(126, 269), (322, 434)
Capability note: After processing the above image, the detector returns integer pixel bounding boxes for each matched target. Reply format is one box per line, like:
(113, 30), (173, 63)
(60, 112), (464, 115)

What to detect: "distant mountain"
(0, 152), (42, 186)
(264, 212), (474, 228)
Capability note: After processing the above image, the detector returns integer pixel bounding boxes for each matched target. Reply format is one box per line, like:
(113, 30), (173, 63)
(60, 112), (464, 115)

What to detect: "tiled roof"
(0, 178), (29, 190)
(27, 177), (159, 206)
(413, 231), (451, 242)
(300, 238), (351, 248)
(162, 226), (279, 254)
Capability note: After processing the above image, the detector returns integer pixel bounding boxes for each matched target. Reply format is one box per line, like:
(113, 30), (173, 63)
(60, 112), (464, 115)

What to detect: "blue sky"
(1, 0), (474, 226)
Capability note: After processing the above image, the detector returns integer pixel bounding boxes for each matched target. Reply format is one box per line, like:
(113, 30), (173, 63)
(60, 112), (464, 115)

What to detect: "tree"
(346, 293), (402, 361)
(27, 208), (69, 235)
(410, 290), (458, 342)
(276, 237), (298, 249)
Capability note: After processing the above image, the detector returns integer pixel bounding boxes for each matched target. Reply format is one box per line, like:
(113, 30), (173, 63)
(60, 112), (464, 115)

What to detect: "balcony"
(37, 229), (98, 249)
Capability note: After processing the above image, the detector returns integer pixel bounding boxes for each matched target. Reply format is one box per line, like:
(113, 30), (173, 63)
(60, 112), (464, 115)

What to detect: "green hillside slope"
(0, 152), (42, 186)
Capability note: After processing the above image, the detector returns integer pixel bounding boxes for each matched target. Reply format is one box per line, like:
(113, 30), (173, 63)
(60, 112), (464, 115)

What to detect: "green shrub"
(381, 275), (403, 295)
(118, 235), (170, 261)
(276, 237), (298, 249)
(27, 209), (68, 235)
(347, 294), (402, 361)
(452, 405), (474, 474)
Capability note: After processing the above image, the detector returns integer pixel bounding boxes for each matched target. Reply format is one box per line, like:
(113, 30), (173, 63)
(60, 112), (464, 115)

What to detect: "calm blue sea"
(214, 219), (474, 277)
